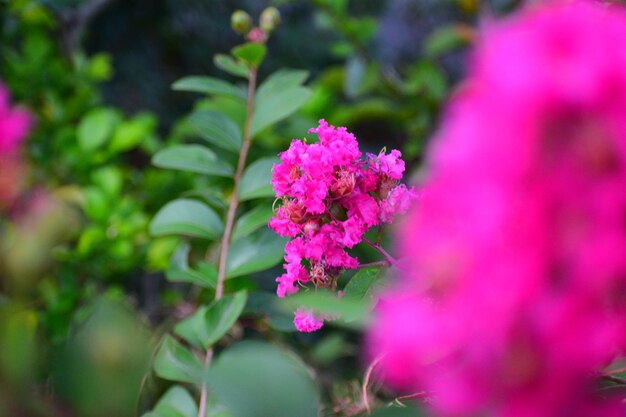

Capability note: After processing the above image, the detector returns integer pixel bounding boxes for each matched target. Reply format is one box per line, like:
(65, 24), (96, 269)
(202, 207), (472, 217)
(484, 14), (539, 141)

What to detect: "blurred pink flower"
(0, 83), (30, 209)
(368, 1), (626, 416)
(0, 84), (29, 154)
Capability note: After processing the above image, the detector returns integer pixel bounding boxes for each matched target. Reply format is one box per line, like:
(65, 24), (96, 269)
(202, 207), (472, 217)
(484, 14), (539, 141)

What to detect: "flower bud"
(331, 170), (355, 198)
(231, 10), (252, 34)
(303, 219), (319, 235)
(260, 7), (281, 33)
(284, 199), (306, 224)
(246, 27), (267, 44)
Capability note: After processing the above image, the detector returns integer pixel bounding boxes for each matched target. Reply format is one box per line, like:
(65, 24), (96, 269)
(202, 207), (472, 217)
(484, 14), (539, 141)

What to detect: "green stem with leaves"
(198, 66), (258, 417)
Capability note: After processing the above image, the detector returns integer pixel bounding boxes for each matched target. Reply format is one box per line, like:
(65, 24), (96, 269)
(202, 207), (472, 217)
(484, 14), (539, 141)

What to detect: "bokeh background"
(0, 1), (527, 416)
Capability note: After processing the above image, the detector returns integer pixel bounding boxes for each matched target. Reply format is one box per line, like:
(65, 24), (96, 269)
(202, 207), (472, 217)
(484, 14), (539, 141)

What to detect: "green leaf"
(345, 56), (366, 98)
(250, 75), (311, 136)
(196, 96), (247, 128)
(285, 289), (370, 328)
(246, 292), (296, 332)
(186, 188), (228, 211)
(173, 306), (210, 349)
(232, 205), (274, 240)
(239, 157), (277, 201)
(207, 341), (319, 417)
(204, 291), (248, 346)
(254, 69), (308, 99)
(368, 405), (423, 417)
(166, 262), (217, 289)
(343, 267), (382, 300)
(424, 24), (471, 58)
(166, 243), (217, 289)
(83, 187), (109, 221)
(406, 61), (447, 101)
(311, 334), (350, 365)
(109, 113), (156, 153)
(174, 291), (247, 349)
(150, 199), (224, 240)
(91, 166), (123, 197)
(226, 228), (286, 278)
(214, 54), (249, 78)
(152, 145), (233, 177)
(315, 0), (348, 14)
(77, 108), (120, 151)
(188, 110), (242, 152)
(149, 385), (198, 417)
(153, 335), (202, 384)
(232, 43), (267, 68)
(172, 76), (245, 100)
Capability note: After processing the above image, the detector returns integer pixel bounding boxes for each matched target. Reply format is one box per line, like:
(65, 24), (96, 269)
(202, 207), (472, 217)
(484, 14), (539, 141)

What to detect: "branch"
(362, 238), (398, 267)
(197, 349), (214, 417)
(198, 66), (258, 417)
(362, 353), (386, 414)
(357, 260), (389, 269)
(604, 375), (626, 385)
(214, 67), (257, 300)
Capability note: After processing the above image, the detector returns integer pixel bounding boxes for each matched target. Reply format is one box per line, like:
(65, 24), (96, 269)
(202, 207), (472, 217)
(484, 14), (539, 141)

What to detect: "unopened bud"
(303, 219), (319, 235)
(246, 27), (267, 44)
(285, 199), (306, 224)
(260, 7), (281, 33)
(231, 10), (252, 34)
(331, 170), (356, 198)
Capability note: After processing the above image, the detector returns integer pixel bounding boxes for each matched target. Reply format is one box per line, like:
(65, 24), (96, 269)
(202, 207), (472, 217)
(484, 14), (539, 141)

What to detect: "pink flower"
(270, 120), (415, 331)
(294, 308), (324, 332)
(368, 149), (406, 180)
(369, 1), (626, 416)
(276, 263), (308, 298)
(379, 184), (417, 224)
(346, 192), (380, 228)
(342, 216), (366, 248)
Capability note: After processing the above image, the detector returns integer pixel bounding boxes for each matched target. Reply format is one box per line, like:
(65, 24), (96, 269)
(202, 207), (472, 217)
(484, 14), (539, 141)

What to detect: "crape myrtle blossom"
(0, 83), (30, 208)
(368, 1), (626, 416)
(269, 120), (417, 332)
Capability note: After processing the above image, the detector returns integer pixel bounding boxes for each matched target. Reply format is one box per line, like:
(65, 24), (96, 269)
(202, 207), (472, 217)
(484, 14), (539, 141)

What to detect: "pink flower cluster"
(369, 2), (626, 416)
(0, 83), (30, 208)
(269, 120), (416, 332)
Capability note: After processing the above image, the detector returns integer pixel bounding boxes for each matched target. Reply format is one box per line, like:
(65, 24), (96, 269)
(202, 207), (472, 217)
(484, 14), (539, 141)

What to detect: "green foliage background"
(0, 0), (518, 416)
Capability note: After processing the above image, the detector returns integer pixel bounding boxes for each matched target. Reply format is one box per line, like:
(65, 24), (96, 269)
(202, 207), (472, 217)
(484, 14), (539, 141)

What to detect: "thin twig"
(362, 353), (387, 414)
(605, 366), (626, 375)
(357, 260), (389, 269)
(197, 349), (214, 417)
(198, 66), (258, 417)
(604, 375), (626, 385)
(362, 237), (398, 267)
(214, 67), (258, 300)
(396, 391), (427, 402)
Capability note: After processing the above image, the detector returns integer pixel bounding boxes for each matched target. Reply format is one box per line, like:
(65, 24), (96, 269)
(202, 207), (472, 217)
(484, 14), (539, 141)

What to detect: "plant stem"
(198, 66), (258, 417)
(604, 375), (626, 385)
(197, 349), (213, 417)
(362, 237), (398, 267)
(215, 67), (258, 300)
(362, 353), (386, 414)
(605, 366), (626, 375)
(357, 260), (389, 269)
